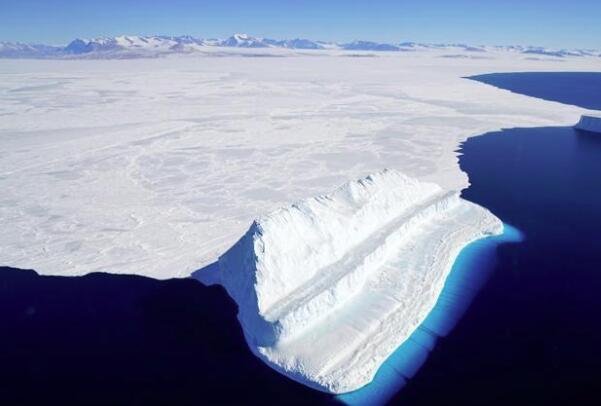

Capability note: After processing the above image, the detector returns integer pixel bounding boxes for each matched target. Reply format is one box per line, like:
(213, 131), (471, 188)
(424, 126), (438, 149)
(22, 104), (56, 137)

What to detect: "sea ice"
(218, 169), (502, 393)
(0, 49), (597, 278)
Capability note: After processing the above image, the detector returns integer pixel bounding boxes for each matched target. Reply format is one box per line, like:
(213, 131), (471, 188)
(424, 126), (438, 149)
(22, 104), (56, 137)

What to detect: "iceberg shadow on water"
(338, 223), (524, 406)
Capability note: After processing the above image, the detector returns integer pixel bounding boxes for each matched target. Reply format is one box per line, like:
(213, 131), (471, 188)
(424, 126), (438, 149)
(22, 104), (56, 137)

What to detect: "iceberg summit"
(216, 169), (502, 393)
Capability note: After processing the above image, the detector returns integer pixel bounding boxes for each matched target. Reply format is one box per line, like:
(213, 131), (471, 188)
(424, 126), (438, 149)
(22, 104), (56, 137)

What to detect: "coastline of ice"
(217, 169), (502, 393)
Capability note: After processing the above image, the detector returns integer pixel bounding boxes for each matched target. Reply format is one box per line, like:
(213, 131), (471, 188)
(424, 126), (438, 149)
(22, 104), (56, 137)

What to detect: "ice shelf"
(217, 169), (502, 393)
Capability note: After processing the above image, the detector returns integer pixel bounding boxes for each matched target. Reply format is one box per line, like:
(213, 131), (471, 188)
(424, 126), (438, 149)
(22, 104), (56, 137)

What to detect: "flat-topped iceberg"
(575, 115), (601, 133)
(217, 169), (502, 393)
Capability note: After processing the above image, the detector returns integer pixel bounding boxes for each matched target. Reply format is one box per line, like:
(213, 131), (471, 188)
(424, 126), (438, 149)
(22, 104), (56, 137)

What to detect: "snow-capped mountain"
(219, 33), (263, 48)
(0, 34), (598, 59)
(63, 35), (191, 54)
(218, 34), (326, 49)
(521, 46), (595, 58)
(341, 40), (403, 51)
(265, 38), (324, 49)
(219, 33), (270, 48)
(0, 42), (61, 58)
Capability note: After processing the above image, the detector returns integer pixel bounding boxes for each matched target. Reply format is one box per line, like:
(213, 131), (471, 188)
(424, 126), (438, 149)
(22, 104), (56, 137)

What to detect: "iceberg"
(217, 169), (502, 393)
(575, 115), (601, 133)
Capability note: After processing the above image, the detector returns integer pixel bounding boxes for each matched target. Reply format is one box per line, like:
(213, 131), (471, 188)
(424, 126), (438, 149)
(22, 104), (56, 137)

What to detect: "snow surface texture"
(218, 169), (502, 393)
(575, 115), (601, 133)
(0, 49), (599, 278)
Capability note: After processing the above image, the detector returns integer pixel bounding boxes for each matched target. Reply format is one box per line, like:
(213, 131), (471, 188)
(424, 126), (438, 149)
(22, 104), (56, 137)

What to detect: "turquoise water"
(338, 224), (524, 405)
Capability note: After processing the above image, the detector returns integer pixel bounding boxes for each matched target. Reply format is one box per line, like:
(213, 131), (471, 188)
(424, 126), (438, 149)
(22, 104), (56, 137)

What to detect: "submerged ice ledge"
(215, 169), (502, 393)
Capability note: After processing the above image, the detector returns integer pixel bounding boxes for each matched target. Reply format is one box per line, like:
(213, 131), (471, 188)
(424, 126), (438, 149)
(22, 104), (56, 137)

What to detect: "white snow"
(218, 169), (502, 393)
(0, 50), (599, 278)
(575, 114), (601, 133)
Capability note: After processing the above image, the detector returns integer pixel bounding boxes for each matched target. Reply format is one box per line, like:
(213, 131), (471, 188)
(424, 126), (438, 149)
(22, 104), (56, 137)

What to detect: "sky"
(1, 0), (600, 49)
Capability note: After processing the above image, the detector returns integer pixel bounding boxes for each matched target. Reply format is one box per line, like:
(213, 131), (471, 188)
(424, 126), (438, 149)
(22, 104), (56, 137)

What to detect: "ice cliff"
(217, 169), (502, 393)
(575, 115), (601, 133)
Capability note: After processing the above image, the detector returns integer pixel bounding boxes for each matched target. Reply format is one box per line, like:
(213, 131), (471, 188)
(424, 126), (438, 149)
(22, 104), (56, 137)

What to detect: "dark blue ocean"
(391, 73), (601, 405)
(2, 72), (601, 405)
(467, 72), (601, 110)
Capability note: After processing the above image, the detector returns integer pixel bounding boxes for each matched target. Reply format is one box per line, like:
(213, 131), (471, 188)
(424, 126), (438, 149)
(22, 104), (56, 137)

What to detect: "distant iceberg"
(575, 115), (601, 133)
(215, 169), (502, 393)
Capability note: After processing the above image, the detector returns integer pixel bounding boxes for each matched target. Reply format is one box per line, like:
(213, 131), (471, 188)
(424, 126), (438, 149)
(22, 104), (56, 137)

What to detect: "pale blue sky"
(0, 0), (599, 49)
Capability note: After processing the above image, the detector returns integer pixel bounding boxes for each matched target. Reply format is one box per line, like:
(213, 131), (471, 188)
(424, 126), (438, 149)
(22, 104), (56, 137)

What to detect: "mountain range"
(0, 33), (598, 59)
